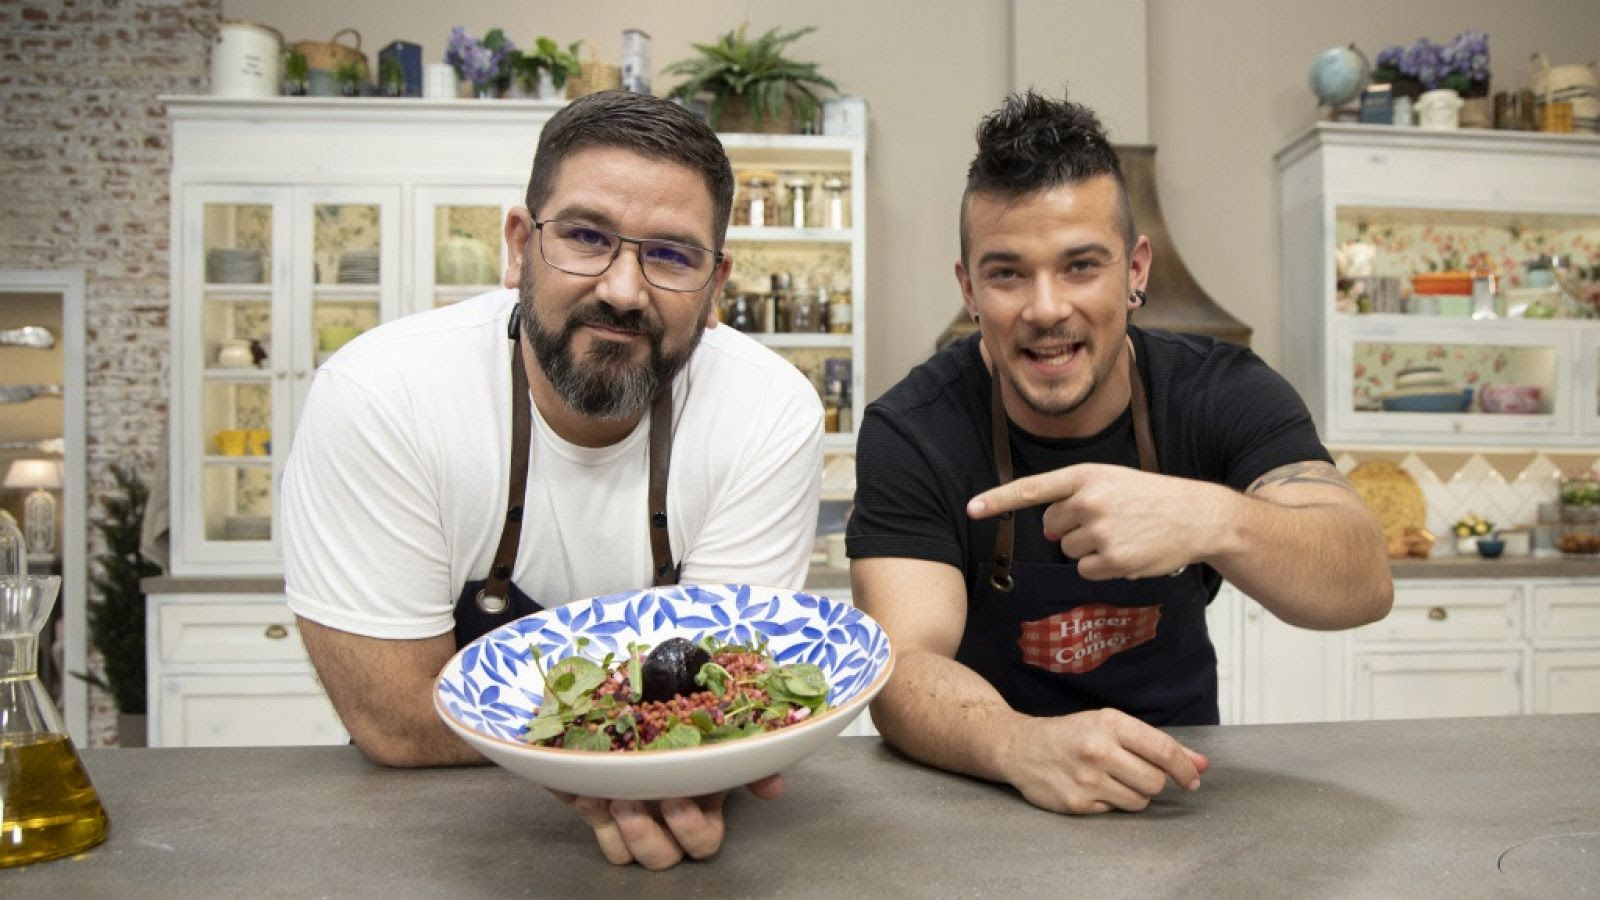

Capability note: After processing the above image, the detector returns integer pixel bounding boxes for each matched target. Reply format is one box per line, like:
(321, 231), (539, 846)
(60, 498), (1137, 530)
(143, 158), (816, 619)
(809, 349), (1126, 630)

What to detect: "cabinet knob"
(1427, 606), (1447, 622)
(294, 369), (308, 378)
(264, 623), (289, 640)
(275, 370), (288, 380)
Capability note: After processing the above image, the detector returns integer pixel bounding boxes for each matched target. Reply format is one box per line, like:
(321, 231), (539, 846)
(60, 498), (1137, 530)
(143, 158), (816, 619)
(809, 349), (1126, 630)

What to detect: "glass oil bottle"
(1, 517), (110, 867)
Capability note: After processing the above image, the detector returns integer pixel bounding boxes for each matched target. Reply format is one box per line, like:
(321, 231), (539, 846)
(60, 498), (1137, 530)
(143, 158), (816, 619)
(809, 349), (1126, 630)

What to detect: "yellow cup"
(213, 430), (248, 456)
(245, 429), (271, 456)
(318, 326), (360, 352)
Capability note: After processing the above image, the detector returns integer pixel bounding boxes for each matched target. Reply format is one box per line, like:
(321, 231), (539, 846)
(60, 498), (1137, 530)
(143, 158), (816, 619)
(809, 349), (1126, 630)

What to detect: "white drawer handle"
(1427, 606), (1447, 622)
(264, 623), (289, 640)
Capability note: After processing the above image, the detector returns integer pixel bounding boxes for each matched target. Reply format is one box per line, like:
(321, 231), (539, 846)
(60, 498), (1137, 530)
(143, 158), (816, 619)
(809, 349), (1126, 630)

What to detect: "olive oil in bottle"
(0, 732), (110, 867)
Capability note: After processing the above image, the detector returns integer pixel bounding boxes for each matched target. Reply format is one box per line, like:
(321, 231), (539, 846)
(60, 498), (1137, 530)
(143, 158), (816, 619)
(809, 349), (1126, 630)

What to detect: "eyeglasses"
(532, 218), (723, 293)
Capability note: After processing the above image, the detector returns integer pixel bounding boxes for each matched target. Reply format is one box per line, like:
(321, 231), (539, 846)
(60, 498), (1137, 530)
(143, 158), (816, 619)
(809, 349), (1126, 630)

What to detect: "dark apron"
(451, 310), (680, 648)
(957, 337), (1218, 726)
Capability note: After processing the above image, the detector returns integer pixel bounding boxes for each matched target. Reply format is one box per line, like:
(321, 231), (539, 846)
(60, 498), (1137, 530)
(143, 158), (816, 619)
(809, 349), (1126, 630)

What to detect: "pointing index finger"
(967, 468), (1083, 519)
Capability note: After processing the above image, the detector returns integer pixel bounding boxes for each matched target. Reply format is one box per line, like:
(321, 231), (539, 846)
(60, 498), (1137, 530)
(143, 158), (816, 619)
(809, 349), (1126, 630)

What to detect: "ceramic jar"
(216, 338), (254, 367)
(1416, 89), (1463, 129)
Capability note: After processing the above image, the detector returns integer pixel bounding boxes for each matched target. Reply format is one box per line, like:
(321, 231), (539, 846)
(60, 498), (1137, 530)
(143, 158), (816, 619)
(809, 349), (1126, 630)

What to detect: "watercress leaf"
(628, 654), (643, 700)
(704, 721), (765, 744)
(689, 709), (716, 733)
(643, 723), (703, 751)
(695, 661), (731, 697)
(524, 715), (566, 744)
(781, 663), (828, 698)
(562, 725), (614, 752)
(548, 657), (607, 705)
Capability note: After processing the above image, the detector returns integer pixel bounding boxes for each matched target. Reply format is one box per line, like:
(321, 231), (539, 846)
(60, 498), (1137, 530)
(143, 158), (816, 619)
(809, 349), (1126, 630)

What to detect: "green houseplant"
(512, 37), (580, 98)
(80, 464), (161, 743)
(282, 50), (309, 96)
(664, 24), (839, 132)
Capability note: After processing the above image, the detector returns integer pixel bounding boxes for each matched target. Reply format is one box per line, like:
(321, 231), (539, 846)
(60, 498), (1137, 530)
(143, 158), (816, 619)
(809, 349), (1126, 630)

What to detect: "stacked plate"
(1380, 366), (1470, 413)
(337, 249), (381, 284)
(206, 248), (264, 284)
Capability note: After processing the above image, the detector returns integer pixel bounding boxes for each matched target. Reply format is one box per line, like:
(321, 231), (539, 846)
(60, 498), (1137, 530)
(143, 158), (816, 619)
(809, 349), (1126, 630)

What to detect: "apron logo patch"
(1018, 603), (1161, 674)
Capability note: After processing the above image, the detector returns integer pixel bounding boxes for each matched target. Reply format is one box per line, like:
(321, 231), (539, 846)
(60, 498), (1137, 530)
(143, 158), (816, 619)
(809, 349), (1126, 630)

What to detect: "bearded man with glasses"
(281, 91), (824, 870)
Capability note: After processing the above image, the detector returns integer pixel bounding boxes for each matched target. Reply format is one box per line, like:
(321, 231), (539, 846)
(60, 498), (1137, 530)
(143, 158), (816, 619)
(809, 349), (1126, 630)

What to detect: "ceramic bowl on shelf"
(1480, 384), (1543, 414)
(1380, 388), (1472, 413)
(1475, 537), (1506, 559)
(434, 583), (894, 800)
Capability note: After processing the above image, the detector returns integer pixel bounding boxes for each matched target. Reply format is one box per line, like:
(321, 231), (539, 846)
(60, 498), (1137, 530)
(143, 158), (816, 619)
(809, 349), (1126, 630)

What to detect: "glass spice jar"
(823, 177), (849, 230)
(734, 172), (779, 227)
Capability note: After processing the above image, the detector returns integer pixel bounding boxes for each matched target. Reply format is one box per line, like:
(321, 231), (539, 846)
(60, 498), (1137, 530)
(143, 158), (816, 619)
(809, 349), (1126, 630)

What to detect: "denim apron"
(958, 338), (1218, 725)
(451, 311), (680, 648)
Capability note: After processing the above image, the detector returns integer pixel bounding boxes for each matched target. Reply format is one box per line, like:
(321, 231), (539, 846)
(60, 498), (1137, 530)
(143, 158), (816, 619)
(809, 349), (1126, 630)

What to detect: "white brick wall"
(1, 0), (218, 744)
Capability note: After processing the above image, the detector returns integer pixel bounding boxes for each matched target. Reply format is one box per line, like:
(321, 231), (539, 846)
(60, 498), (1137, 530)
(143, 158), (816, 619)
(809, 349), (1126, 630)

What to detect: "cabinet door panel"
(1533, 650), (1600, 714)
(1240, 599), (1344, 724)
(158, 672), (346, 747)
(1352, 651), (1523, 720)
(1531, 585), (1600, 640)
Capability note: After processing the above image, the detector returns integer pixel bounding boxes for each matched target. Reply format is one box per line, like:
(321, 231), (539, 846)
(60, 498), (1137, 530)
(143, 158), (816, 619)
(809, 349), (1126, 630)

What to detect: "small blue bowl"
(1476, 538), (1506, 559)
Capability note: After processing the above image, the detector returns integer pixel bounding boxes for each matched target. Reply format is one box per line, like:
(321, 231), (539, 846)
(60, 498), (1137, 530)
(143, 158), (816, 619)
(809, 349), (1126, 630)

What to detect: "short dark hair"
(526, 91), (735, 249)
(960, 90), (1136, 262)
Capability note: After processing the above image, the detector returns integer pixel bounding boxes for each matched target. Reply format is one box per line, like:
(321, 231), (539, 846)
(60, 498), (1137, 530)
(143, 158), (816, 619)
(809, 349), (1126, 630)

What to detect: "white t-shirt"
(282, 289), (824, 639)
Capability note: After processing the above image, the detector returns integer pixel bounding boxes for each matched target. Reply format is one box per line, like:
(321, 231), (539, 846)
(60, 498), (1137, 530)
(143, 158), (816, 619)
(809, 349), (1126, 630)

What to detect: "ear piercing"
(1130, 289), (1147, 307)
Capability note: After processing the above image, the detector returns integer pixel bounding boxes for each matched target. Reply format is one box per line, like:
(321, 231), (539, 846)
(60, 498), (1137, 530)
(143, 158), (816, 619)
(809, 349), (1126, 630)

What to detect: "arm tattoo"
(1246, 461), (1357, 496)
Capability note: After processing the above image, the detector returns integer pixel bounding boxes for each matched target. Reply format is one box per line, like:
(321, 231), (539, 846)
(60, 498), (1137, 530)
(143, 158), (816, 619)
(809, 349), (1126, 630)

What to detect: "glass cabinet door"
(1332, 319), (1573, 442)
(176, 185), (401, 574)
(181, 186), (289, 572)
(293, 186), (401, 406)
(412, 186), (520, 315)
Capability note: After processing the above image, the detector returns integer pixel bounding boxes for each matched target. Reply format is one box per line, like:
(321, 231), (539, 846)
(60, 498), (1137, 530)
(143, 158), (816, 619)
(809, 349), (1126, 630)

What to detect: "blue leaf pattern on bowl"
(438, 584), (892, 741)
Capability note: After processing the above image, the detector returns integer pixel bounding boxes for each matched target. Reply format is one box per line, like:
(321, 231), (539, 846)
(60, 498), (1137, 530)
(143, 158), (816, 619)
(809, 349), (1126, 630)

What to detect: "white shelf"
(726, 226), (853, 244)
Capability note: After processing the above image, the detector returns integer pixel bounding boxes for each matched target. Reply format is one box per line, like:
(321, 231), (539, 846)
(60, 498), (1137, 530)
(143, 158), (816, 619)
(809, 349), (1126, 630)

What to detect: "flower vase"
(536, 70), (567, 102)
(474, 82), (499, 100)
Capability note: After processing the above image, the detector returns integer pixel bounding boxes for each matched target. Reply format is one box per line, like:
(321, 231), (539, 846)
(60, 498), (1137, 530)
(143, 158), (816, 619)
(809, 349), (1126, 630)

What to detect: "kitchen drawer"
(1531, 585), (1600, 640)
(1355, 585), (1521, 643)
(1351, 650), (1524, 720)
(157, 599), (308, 664)
(1532, 649), (1600, 714)
(157, 672), (346, 747)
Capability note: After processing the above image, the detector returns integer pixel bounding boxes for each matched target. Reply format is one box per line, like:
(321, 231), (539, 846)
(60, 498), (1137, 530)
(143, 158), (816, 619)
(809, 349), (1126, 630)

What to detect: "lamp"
(4, 458), (62, 556)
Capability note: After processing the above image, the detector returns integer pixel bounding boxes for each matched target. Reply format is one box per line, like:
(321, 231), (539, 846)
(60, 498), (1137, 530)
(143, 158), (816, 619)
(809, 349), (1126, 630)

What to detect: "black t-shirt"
(848, 327), (1331, 621)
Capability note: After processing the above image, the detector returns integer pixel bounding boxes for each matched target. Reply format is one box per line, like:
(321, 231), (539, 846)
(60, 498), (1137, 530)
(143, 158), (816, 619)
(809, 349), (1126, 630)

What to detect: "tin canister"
(621, 28), (651, 94)
(822, 96), (868, 138)
(209, 20), (283, 98)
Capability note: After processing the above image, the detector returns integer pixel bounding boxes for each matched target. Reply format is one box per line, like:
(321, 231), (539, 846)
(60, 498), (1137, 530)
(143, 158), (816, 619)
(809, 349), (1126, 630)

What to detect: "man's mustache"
(567, 301), (661, 338)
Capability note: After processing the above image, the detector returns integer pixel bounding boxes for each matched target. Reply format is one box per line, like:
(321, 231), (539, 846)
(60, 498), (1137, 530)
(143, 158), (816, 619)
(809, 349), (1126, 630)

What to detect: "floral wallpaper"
(1350, 341), (1554, 410)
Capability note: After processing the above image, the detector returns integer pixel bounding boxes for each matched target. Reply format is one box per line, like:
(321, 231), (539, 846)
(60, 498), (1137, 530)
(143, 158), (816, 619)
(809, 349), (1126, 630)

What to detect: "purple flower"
(1377, 46), (1403, 69)
(445, 26), (516, 87)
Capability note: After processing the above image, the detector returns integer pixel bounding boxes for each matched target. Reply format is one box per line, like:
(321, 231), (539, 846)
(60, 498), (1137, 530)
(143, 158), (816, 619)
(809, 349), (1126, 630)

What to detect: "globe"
(1309, 44), (1371, 108)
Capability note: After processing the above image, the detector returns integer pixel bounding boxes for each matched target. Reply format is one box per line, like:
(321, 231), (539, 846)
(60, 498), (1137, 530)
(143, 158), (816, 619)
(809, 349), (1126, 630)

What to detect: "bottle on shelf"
(823, 177), (849, 230)
(734, 171), (779, 228)
(828, 273), (853, 335)
(785, 176), (810, 229)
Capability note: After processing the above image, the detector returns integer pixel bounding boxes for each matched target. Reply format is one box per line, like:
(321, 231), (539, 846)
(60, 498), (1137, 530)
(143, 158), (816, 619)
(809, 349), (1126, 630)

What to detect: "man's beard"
(518, 267), (709, 421)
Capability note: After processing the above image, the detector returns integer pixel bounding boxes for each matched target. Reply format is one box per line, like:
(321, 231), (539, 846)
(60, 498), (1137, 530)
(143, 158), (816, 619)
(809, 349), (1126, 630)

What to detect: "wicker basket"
(567, 40), (620, 98)
(291, 28), (368, 80)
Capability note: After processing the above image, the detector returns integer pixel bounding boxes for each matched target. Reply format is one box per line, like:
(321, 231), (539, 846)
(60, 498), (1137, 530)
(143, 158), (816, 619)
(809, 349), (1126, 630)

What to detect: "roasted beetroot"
(640, 637), (711, 702)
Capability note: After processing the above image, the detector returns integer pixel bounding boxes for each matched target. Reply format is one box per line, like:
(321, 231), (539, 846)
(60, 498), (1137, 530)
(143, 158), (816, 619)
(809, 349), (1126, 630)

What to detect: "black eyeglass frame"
(531, 217), (725, 293)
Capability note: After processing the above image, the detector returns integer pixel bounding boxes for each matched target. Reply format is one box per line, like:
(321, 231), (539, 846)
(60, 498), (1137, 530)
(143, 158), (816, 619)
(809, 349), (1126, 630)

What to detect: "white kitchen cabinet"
(146, 591), (346, 747)
(166, 97), (868, 577)
(1213, 576), (1600, 725)
(1275, 123), (1600, 449)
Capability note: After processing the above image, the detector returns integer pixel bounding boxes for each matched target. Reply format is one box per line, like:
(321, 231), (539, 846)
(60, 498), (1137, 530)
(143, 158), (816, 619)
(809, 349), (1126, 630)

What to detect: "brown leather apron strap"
(989, 372), (1016, 593)
(647, 388), (678, 586)
(987, 335), (1158, 593)
(1126, 335), (1157, 473)
(479, 313), (533, 613)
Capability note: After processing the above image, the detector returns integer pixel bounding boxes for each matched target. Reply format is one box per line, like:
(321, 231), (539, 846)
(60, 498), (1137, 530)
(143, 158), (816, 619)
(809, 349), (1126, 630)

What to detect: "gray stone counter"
(4, 715), (1597, 897)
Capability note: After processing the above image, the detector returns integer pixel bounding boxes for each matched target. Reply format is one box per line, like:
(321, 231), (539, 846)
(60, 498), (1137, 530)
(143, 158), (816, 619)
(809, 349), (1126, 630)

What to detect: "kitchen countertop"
(4, 715), (1596, 896)
(142, 555), (1600, 596)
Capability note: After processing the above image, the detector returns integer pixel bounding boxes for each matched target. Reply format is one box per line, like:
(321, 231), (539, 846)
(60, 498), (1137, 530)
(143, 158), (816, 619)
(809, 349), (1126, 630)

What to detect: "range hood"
(937, 144), (1252, 349)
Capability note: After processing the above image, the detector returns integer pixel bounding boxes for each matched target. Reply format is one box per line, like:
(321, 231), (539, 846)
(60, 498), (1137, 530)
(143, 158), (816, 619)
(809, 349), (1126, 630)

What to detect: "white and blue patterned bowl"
(434, 583), (894, 800)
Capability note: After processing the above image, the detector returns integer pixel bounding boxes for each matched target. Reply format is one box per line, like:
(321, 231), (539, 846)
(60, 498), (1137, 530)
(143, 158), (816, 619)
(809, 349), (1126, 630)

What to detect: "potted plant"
(446, 25), (517, 98)
(333, 59), (364, 97)
(664, 24), (839, 133)
(511, 37), (580, 100)
(282, 50), (309, 96)
(79, 464), (162, 746)
(378, 55), (406, 98)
